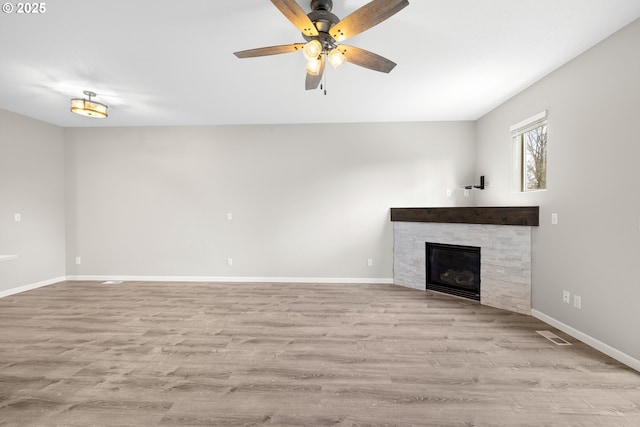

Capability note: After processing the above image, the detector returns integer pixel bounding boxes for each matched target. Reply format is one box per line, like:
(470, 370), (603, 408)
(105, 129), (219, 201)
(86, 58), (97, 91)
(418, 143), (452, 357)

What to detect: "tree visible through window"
(522, 125), (547, 191)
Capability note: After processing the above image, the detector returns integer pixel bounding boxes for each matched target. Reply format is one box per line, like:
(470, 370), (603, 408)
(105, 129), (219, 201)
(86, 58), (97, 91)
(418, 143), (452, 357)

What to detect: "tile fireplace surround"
(391, 207), (539, 315)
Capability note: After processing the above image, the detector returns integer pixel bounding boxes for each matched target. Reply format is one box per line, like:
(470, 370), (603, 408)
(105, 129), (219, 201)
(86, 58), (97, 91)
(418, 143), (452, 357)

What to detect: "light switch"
(14, 213), (21, 222)
(551, 213), (558, 225)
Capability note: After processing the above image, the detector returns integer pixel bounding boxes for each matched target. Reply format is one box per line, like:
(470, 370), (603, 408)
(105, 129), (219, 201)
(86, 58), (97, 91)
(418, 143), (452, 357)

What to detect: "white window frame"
(510, 111), (548, 193)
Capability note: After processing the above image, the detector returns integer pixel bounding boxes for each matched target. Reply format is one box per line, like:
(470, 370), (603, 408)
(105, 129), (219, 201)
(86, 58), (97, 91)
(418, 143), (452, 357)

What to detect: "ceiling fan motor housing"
(305, 0), (340, 46)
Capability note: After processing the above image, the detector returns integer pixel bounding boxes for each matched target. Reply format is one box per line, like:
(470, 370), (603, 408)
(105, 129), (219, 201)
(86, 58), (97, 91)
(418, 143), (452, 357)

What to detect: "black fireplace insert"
(426, 242), (480, 301)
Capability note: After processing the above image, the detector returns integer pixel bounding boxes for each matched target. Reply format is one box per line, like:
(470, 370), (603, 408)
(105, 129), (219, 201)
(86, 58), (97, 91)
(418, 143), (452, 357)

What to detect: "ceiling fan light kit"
(233, 0), (409, 90)
(70, 90), (108, 119)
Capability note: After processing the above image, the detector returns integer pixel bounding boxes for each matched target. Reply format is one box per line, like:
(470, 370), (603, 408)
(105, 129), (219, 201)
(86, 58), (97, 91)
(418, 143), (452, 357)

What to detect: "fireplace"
(426, 242), (480, 301)
(393, 209), (536, 314)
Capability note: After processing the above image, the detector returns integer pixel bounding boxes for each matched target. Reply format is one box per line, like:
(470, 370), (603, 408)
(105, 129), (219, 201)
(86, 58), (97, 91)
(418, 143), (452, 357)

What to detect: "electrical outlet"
(14, 213), (21, 222)
(562, 290), (570, 304)
(367, 259), (373, 267)
(227, 257), (233, 266)
(573, 295), (582, 310)
(75, 256), (82, 265)
(551, 213), (558, 225)
(464, 189), (469, 197)
(227, 212), (233, 221)
(446, 189), (452, 198)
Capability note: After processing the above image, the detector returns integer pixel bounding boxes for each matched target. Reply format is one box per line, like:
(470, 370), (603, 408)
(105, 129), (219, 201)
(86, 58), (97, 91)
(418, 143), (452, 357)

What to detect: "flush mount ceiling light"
(233, 0), (409, 91)
(70, 90), (108, 118)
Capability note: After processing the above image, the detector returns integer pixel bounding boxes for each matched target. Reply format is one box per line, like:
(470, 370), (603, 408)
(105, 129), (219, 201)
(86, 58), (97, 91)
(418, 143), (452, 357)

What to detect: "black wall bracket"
(464, 175), (485, 190)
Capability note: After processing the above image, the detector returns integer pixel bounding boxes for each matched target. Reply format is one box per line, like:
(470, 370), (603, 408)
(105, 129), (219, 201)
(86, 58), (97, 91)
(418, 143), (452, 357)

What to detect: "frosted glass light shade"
(70, 99), (108, 118)
(306, 57), (322, 75)
(328, 48), (345, 68)
(303, 40), (322, 60)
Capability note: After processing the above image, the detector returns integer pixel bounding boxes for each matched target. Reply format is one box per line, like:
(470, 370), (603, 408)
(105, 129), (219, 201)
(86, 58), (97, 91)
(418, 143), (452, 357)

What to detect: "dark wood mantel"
(390, 206), (539, 226)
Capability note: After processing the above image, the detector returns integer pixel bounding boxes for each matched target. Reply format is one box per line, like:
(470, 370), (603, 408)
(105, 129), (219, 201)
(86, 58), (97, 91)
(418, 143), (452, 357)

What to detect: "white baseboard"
(0, 276), (66, 298)
(66, 275), (394, 285)
(532, 309), (640, 373)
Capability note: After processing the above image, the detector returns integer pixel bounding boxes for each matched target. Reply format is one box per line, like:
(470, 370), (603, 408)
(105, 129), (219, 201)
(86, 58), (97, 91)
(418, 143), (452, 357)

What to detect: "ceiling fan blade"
(305, 55), (326, 90)
(271, 0), (319, 37)
(330, 0), (409, 42)
(336, 45), (396, 73)
(234, 43), (305, 58)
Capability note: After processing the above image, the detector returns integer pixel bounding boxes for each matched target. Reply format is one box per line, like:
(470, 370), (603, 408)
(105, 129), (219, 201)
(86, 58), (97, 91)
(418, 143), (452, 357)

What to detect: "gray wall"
(65, 122), (476, 280)
(0, 109), (66, 293)
(475, 20), (640, 360)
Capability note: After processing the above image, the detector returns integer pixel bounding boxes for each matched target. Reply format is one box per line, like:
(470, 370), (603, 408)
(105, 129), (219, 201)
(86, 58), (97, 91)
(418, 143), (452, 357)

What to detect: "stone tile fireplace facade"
(391, 207), (538, 315)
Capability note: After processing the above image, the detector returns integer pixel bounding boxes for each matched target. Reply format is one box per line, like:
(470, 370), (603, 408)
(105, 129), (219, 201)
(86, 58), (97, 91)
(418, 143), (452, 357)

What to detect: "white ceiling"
(1, 0), (638, 127)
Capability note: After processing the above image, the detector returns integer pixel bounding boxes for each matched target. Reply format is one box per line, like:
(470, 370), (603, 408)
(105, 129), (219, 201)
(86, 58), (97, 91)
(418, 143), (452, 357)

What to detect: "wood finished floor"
(0, 281), (639, 426)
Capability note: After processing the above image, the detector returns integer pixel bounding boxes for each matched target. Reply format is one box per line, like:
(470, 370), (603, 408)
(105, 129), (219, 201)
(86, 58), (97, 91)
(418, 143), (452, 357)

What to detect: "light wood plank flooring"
(0, 281), (639, 426)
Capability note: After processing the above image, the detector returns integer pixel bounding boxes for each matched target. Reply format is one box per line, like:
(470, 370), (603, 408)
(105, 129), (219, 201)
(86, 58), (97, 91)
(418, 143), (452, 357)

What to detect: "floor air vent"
(536, 330), (572, 346)
(102, 280), (123, 285)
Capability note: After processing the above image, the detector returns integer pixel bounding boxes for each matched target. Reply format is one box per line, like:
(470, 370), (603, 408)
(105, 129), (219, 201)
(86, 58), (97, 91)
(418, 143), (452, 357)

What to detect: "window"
(511, 111), (548, 192)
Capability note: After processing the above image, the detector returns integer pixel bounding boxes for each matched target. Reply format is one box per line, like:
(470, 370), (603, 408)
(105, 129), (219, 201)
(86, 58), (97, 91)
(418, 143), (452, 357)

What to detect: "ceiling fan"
(233, 0), (409, 91)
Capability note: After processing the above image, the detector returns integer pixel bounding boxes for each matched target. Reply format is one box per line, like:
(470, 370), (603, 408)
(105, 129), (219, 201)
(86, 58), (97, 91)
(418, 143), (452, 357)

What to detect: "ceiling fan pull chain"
(323, 68), (328, 95)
